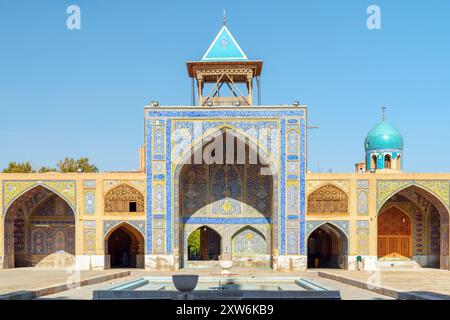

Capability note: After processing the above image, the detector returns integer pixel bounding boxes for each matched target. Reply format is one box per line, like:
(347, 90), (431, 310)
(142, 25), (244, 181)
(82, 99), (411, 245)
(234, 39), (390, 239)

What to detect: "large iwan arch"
(173, 126), (277, 269)
(377, 184), (450, 269)
(3, 185), (75, 268)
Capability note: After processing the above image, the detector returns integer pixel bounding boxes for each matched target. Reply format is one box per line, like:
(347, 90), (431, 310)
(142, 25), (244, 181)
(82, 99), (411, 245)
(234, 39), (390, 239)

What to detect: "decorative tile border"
(146, 117), (153, 253)
(83, 180), (96, 188)
(103, 220), (146, 237)
(83, 220), (96, 228)
(377, 180), (450, 209)
(166, 119), (172, 253)
(299, 118), (306, 255)
(306, 220), (349, 238)
(183, 217), (271, 224)
(2, 180), (77, 216)
(147, 109), (305, 118)
(356, 180), (369, 215)
(280, 118), (286, 254)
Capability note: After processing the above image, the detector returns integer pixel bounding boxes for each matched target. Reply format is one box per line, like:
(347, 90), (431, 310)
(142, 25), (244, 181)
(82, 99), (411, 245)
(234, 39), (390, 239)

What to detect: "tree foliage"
(3, 158), (99, 173)
(188, 229), (201, 258)
(2, 161), (33, 173)
(38, 166), (58, 173)
(57, 157), (99, 173)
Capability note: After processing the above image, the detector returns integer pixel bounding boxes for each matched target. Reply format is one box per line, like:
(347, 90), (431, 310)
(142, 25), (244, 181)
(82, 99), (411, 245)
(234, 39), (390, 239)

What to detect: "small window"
(129, 201), (137, 212)
(384, 154), (392, 169)
(371, 155), (378, 170)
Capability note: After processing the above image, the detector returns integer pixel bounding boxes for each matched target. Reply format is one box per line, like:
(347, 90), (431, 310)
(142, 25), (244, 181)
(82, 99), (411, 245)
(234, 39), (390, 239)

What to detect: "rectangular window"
(129, 201), (137, 212)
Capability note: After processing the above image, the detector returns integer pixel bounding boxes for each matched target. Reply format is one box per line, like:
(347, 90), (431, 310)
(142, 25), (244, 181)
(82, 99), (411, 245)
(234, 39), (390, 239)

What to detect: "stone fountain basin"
(219, 260), (233, 269)
(172, 275), (199, 292)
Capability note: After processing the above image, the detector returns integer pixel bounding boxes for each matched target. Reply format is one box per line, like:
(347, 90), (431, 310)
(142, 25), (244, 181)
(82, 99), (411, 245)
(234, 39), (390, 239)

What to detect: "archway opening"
(4, 185), (75, 268)
(371, 155), (378, 170)
(378, 185), (449, 269)
(384, 154), (392, 169)
(232, 226), (269, 267)
(105, 224), (144, 268)
(187, 226), (221, 261)
(307, 224), (347, 269)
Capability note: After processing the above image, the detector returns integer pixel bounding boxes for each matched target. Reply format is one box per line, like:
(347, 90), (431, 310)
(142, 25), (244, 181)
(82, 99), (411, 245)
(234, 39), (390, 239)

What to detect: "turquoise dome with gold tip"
(365, 121), (404, 151)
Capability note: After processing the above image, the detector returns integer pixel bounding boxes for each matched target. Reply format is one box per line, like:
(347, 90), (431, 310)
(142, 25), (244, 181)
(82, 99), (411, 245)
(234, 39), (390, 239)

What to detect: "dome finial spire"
(223, 9), (227, 26)
(381, 106), (386, 121)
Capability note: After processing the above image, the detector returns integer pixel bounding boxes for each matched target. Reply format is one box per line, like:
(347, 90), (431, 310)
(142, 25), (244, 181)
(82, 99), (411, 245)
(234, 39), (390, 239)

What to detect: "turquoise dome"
(365, 121), (404, 151)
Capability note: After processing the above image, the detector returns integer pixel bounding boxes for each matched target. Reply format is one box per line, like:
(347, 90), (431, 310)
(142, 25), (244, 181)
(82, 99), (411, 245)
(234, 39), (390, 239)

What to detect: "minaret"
(186, 16), (263, 106)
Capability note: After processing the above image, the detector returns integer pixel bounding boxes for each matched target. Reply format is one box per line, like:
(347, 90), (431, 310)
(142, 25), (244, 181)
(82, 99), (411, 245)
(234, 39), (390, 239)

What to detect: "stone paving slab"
(318, 269), (450, 300)
(38, 269), (392, 300)
(0, 268), (130, 298)
(5, 268), (436, 300)
(303, 274), (393, 300)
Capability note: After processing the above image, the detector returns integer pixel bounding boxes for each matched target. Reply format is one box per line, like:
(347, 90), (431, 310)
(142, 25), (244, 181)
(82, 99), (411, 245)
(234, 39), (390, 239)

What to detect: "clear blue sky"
(1, 1), (449, 173)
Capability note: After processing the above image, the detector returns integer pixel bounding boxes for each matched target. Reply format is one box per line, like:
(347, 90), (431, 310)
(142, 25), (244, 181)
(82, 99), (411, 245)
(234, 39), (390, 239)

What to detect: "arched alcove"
(104, 223), (145, 268)
(307, 223), (348, 269)
(4, 186), (75, 268)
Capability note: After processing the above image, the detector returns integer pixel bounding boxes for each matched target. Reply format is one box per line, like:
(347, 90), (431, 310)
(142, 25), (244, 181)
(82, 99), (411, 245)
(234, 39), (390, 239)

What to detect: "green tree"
(57, 157), (99, 173)
(188, 229), (201, 258)
(3, 161), (34, 173)
(38, 166), (58, 173)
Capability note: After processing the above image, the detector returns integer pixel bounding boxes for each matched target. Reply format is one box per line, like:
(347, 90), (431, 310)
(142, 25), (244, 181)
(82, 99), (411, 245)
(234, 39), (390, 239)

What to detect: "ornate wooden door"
(377, 207), (412, 258)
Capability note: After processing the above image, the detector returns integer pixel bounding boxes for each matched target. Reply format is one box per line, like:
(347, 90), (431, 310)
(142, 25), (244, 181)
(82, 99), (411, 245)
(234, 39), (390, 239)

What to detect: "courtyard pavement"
(36, 268), (391, 300)
(3, 267), (450, 300)
(0, 268), (128, 296)
(317, 269), (450, 299)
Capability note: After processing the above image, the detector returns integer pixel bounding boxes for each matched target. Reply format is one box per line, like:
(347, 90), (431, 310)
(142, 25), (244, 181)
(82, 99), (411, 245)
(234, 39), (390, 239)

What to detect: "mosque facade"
(1, 25), (449, 272)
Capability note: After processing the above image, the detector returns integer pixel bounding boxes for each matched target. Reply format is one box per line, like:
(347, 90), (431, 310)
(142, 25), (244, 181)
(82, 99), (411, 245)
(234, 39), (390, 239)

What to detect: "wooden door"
(377, 207), (412, 258)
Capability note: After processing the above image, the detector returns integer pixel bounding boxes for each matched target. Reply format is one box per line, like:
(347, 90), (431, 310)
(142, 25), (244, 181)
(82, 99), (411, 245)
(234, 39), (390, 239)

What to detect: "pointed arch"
(378, 206), (412, 258)
(104, 222), (145, 268)
(187, 224), (223, 240)
(4, 183), (76, 220)
(306, 221), (349, 239)
(378, 206), (412, 236)
(371, 154), (378, 170)
(3, 185), (75, 268)
(174, 125), (277, 268)
(377, 184), (450, 269)
(174, 124), (277, 175)
(307, 184), (348, 214)
(187, 225), (221, 261)
(384, 154), (392, 169)
(232, 225), (266, 241)
(104, 184), (145, 213)
(377, 182), (449, 215)
(307, 222), (348, 269)
(231, 226), (267, 265)
(104, 221), (145, 240)
(396, 154), (402, 170)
